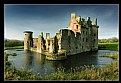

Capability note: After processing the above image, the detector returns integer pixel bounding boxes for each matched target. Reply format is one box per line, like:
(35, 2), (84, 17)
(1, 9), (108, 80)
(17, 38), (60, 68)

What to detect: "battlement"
(23, 31), (33, 33)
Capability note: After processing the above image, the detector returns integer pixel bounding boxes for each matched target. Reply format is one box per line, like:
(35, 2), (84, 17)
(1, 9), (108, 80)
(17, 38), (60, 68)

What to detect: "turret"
(41, 32), (43, 37)
(86, 17), (90, 21)
(46, 33), (50, 39)
(76, 16), (81, 23)
(94, 18), (97, 25)
(86, 17), (92, 27)
(71, 12), (76, 19)
(23, 31), (33, 51)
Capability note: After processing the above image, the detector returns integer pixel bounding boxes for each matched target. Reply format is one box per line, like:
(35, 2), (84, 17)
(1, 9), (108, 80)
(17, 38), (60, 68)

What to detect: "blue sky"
(4, 4), (119, 40)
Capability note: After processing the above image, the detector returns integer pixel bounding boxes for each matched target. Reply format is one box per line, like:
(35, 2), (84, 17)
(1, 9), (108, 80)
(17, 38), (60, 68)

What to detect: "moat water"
(5, 49), (118, 77)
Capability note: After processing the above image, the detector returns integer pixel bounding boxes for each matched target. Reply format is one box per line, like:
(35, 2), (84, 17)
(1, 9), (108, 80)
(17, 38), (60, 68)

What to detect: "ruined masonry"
(24, 12), (99, 60)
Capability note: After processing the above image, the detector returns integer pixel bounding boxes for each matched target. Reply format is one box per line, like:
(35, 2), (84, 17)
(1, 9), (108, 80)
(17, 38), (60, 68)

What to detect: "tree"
(4, 39), (24, 47)
(98, 37), (118, 43)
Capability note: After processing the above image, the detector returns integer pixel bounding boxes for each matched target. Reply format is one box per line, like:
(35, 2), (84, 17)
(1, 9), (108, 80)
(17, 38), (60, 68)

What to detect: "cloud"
(5, 4), (118, 40)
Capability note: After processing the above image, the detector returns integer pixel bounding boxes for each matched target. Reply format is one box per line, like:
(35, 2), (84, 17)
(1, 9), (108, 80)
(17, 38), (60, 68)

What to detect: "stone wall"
(37, 34), (45, 53)
(91, 25), (98, 51)
(60, 29), (83, 55)
(60, 29), (69, 52)
(59, 24), (98, 55)
(33, 38), (38, 48)
(45, 33), (50, 51)
(49, 38), (54, 53)
(37, 35), (42, 53)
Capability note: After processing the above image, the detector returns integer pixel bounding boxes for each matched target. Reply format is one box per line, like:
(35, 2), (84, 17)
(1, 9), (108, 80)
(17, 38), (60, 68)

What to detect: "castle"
(24, 12), (99, 60)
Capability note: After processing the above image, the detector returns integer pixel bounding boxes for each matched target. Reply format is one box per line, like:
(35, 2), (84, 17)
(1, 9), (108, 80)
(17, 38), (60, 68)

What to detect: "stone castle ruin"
(24, 12), (99, 60)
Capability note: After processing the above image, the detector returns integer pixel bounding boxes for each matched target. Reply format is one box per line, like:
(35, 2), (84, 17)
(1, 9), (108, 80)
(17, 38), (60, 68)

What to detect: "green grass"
(4, 66), (41, 80)
(98, 42), (119, 51)
(7, 53), (17, 56)
(4, 46), (24, 50)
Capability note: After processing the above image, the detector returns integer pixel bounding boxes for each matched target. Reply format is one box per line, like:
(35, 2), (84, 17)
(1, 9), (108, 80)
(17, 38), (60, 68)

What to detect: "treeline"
(4, 39), (24, 47)
(98, 37), (118, 43)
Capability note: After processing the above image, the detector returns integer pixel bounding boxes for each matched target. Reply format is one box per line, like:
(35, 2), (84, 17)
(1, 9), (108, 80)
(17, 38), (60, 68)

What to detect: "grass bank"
(4, 61), (119, 81)
(4, 66), (41, 80)
(4, 46), (24, 50)
(42, 61), (118, 80)
(98, 42), (118, 51)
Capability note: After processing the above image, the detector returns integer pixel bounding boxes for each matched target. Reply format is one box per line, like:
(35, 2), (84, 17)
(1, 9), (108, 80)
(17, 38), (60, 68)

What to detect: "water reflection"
(35, 53), (45, 65)
(6, 49), (117, 76)
(24, 51), (34, 70)
(46, 51), (99, 72)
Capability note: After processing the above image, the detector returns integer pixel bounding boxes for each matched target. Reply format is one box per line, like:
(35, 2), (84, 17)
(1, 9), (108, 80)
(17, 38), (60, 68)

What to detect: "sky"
(4, 4), (119, 40)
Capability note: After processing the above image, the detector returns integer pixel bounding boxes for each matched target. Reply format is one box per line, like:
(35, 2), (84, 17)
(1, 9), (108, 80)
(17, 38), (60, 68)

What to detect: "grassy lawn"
(98, 42), (119, 51)
(4, 46), (24, 50)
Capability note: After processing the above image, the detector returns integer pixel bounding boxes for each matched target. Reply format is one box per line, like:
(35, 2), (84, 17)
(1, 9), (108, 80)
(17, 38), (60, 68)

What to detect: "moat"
(5, 49), (118, 77)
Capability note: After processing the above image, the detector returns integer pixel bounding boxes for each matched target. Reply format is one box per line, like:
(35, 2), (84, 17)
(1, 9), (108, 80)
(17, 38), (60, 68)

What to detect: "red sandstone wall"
(69, 23), (80, 32)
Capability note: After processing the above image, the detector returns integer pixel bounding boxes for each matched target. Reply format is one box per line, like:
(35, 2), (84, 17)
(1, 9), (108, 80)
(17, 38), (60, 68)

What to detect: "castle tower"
(24, 31), (33, 51)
